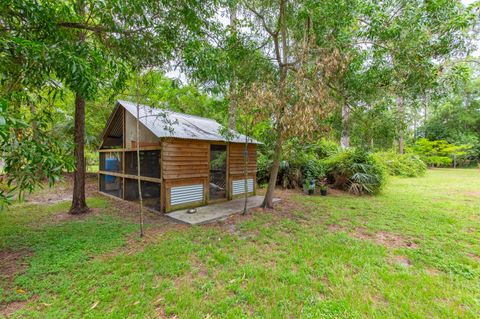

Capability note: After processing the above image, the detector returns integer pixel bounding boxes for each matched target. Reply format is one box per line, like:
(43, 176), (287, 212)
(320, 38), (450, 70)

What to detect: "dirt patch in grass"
(389, 255), (412, 267)
(426, 268), (442, 276)
(370, 294), (389, 307)
(0, 249), (33, 316)
(0, 300), (28, 317)
(327, 225), (418, 249)
(0, 249), (31, 284)
(49, 207), (102, 223)
(25, 173), (98, 204)
(326, 188), (350, 197)
(464, 191), (480, 198)
(465, 227), (478, 234)
(327, 223), (347, 232)
(372, 231), (418, 249)
(467, 252), (480, 261)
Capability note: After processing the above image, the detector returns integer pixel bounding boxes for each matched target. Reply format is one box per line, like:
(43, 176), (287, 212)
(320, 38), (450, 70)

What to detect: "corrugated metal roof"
(118, 100), (261, 144)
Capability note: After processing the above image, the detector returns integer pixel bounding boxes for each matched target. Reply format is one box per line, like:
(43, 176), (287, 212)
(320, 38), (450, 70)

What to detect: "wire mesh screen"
(209, 144), (227, 200)
(99, 174), (122, 198)
(99, 152), (122, 172)
(124, 151), (160, 178)
(124, 178), (160, 211)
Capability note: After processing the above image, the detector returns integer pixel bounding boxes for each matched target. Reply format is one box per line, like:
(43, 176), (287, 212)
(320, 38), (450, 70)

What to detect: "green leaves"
(412, 138), (473, 167)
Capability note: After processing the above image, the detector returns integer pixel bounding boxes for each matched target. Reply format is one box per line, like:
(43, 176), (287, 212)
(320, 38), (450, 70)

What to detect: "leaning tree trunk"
(340, 103), (350, 148)
(261, 130), (282, 209)
(261, 0), (287, 209)
(69, 92), (89, 214)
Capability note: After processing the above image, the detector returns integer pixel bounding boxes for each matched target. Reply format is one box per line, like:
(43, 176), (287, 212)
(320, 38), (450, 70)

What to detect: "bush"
(257, 152), (272, 185)
(257, 144), (327, 188)
(311, 139), (340, 159)
(374, 151), (427, 177)
(412, 138), (472, 167)
(278, 154), (326, 188)
(324, 148), (386, 195)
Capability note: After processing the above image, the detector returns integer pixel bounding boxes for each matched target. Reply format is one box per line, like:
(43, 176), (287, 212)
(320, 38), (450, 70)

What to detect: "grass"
(1, 169), (479, 318)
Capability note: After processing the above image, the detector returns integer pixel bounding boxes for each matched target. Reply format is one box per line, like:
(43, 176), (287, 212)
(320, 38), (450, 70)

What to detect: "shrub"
(374, 151), (427, 177)
(412, 138), (472, 167)
(257, 152), (272, 185)
(324, 148), (386, 195)
(278, 154), (326, 188)
(257, 144), (327, 188)
(311, 139), (340, 159)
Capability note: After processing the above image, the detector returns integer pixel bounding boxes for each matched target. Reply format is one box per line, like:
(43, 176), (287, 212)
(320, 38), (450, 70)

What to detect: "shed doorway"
(209, 144), (227, 200)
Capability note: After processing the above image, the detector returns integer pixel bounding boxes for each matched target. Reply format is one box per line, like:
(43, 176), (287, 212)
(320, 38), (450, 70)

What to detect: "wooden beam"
(98, 170), (162, 183)
(99, 146), (162, 152)
(98, 191), (161, 213)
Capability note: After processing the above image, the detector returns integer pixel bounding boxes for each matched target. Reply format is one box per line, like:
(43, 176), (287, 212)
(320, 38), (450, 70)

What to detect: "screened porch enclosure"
(98, 100), (260, 213)
(98, 103), (162, 211)
(99, 149), (162, 212)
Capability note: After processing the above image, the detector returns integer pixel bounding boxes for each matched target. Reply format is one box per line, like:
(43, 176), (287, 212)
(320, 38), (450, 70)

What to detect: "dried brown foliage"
(238, 46), (346, 140)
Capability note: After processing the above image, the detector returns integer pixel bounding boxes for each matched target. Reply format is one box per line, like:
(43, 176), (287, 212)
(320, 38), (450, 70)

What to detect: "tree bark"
(136, 102), (144, 237)
(242, 125), (249, 214)
(228, 80), (237, 130)
(261, 130), (282, 208)
(340, 103), (350, 148)
(261, 0), (287, 209)
(69, 92), (89, 214)
(397, 97), (405, 154)
(69, 0), (88, 215)
(228, 5), (237, 130)
(135, 77), (144, 237)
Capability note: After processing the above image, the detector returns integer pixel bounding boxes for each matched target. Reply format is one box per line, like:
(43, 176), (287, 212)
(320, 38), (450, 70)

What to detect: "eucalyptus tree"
(230, 0), (345, 208)
(1, 0), (213, 213)
(363, 0), (475, 153)
(181, 1), (272, 130)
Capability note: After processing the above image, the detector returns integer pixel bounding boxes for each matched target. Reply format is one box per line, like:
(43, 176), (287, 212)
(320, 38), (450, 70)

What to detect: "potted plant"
(304, 178), (315, 195)
(319, 177), (328, 196)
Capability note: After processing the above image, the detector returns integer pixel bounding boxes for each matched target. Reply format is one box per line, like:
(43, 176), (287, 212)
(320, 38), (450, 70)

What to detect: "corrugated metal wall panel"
(232, 179), (254, 195)
(171, 184), (203, 206)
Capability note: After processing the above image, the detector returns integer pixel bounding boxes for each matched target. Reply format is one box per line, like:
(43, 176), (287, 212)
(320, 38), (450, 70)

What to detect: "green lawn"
(1, 169), (479, 318)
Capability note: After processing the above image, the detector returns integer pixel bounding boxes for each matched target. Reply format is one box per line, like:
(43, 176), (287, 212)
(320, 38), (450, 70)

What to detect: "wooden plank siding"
(228, 143), (257, 199)
(161, 139), (210, 180)
(228, 144), (257, 175)
(161, 139), (209, 212)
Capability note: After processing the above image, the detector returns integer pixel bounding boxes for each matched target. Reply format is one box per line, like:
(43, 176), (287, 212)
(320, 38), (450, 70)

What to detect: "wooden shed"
(98, 100), (260, 213)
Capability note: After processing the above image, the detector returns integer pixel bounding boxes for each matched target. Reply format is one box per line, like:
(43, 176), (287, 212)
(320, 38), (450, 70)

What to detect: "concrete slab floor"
(166, 196), (281, 225)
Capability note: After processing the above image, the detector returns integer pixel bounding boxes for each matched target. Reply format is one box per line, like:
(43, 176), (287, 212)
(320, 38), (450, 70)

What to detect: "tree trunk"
(399, 132), (404, 154)
(340, 103), (350, 148)
(228, 82), (237, 130)
(261, 0), (287, 209)
(242, 126), (249, 214)
(397, 97), (405, 154)
(228, 5), (237, 130)
(69, 92), (89, 214)
(135, 80), (144, 237)
(261, 130), (282, 209)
